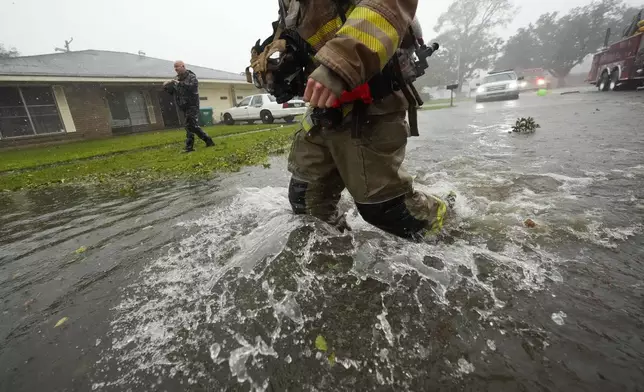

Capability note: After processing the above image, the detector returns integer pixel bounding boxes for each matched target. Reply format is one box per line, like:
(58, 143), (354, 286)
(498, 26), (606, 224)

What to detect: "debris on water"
(551, 311), (567, 325)
(457, 358), (475, 374)
(54, 317), (69, 328)
(511, 117), (540, 133)
(315, 335), (328, 352)
(285, 354), (292, 364)
(524, 218), (537, 228)
(328, 352), (336, 366)
(75, 246), (87, 254)
(487, 339), (497, 351)
(561, 91), (580, 95)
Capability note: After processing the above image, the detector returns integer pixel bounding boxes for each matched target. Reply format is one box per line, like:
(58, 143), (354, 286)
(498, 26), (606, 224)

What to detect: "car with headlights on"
(519, 68), (553, 91)
(475, 70), (522, 102)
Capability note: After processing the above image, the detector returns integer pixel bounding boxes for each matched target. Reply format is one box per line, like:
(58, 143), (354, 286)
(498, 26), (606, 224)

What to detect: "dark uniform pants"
(287, 110), (449, 240)
(183, 107), (213, 150)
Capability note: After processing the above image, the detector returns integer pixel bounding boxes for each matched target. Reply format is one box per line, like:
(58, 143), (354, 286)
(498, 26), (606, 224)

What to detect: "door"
(232, 96), (251, 119)
(158, 91), (181, 128)
(247, 95), (264, 119)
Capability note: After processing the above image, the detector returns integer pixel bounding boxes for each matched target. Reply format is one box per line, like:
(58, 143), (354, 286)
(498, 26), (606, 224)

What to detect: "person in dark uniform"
(163, 60), (215, 153)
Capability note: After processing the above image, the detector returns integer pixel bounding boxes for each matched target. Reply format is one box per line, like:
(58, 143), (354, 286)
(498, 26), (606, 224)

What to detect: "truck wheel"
(260, 110), (274, 124)
(284, 116), (295, 123)
(598, 72), (610, 91)
(609, 71), (620, 91)
(223, 113), (235, 125)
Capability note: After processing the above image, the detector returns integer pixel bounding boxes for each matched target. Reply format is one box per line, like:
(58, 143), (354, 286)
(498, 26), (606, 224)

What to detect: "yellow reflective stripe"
(307, 17), (342, 48)
(337, 25), (389, 67)
(338, 7), (399, 67)
(305, 4), (356, 49)
(347, 6), (398, 44)
(342, 103), (353, 117)
(427, 196), (447, 235)
(302, 116), (314, 132)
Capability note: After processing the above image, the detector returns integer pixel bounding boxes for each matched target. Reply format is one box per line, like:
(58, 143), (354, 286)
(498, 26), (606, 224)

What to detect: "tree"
(432, 0), (516, 90)
(496, 0), (635, 87)
(415, 32), (458, 88)
(0, 44), (19, 58)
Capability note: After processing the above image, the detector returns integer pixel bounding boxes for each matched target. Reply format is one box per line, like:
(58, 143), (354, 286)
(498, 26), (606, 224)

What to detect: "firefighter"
(251, 0), (456, 241)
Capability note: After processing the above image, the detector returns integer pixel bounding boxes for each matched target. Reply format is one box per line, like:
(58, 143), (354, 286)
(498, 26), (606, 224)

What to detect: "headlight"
(477, 86), (485, 93)
(520, 81), (527, 88)
(508, 81), (518, 89)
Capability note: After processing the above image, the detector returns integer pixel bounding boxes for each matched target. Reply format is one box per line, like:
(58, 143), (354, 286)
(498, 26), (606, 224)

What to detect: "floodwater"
(1, 91), (643, 392)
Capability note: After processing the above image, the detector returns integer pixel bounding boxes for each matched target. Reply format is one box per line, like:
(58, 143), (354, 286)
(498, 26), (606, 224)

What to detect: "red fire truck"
(587, 11), (644, 91)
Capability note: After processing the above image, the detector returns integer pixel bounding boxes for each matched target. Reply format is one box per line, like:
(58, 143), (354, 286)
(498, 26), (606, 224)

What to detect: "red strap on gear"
(330, 83), (373, 108)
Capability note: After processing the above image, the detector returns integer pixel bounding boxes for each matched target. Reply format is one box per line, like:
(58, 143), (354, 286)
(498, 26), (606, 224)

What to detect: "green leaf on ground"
(328, 352), (336, 366)
(315, 335), (328, 352)
(55, 317), (69, 328)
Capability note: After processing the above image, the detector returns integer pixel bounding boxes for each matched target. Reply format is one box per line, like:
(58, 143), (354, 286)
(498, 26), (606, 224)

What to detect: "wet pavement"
(1, 90), (643, 391)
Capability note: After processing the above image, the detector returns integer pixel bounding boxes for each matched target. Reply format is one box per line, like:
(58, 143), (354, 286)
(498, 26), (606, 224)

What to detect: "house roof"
(0, 50), (247, 82)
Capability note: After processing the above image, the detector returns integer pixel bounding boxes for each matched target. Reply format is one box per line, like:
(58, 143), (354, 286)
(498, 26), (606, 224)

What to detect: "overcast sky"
(0, 0), (640, 74)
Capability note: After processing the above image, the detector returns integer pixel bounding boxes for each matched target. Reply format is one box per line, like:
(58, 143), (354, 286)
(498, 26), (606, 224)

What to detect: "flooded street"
(1, 91), (643, 391)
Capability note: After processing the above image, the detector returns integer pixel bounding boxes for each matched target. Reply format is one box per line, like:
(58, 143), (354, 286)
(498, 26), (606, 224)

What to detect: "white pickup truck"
(220, 94), (307, 125)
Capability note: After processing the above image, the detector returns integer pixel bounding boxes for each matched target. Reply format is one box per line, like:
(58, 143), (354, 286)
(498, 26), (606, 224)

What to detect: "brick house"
(0, 50), (260, 147)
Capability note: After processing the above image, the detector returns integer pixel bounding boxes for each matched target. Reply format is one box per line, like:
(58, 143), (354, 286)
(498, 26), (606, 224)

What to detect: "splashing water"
(91, 182), (581, 391)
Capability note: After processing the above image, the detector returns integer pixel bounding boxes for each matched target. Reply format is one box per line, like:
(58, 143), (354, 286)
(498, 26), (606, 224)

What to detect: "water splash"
(92, 168), (628, 390)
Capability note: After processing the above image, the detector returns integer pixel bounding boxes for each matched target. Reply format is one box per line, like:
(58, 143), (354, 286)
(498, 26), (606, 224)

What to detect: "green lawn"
(418, 104), (455, 111)
(0, 125), (299, 191)
(423, 97), (471, 105)
(0, 123), (289, 173)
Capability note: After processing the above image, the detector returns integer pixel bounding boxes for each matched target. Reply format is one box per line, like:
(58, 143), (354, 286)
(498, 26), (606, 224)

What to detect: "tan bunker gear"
(254, 0), (454, 240)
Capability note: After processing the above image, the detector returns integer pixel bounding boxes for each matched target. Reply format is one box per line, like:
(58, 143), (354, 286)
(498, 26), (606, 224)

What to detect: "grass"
(0, 125), (299, 191)
(419, 104), (454, 111)
(0, 122), (290, 173)
(424, 97), (471, 105)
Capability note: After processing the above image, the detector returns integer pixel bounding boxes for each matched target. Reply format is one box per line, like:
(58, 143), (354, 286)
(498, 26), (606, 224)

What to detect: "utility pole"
(55, 37), (74, 53)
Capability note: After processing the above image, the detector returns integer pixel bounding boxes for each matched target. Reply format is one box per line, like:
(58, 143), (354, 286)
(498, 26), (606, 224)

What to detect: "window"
(238, 96), (251, 107)
(106, 90), (149, 128)
(0, 86), (65, 138)
(199, 97), (208, 101)
(236, 96), (243, 100)
(250, 95), (263, 106)
(267, 95), (277, 102)
(219, 96), (228, 100)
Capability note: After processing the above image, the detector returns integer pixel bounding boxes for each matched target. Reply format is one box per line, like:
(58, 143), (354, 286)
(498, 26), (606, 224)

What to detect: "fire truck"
(587, 10), (644, 91)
